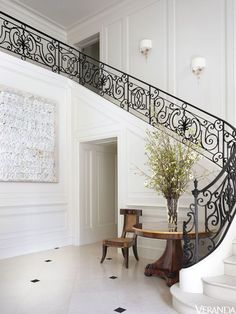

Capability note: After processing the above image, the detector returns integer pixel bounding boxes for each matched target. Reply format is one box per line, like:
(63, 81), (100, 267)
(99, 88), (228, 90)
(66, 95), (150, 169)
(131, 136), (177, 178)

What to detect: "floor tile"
(0, 243), (177, 314)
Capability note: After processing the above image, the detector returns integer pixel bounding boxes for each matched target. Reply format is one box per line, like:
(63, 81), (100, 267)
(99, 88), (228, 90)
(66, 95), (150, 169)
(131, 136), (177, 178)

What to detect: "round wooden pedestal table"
(133, 222), (207, 287)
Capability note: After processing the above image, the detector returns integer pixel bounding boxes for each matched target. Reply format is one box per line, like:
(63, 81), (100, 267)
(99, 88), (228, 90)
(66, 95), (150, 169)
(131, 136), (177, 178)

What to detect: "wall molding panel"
(0, 51), (71, 259)
(225, 0), (236, 125)
(166, 0), (176, 95)
(70, 81), (207, 258)
(68, 0), (234, 123)
(104, 18), (123, 68)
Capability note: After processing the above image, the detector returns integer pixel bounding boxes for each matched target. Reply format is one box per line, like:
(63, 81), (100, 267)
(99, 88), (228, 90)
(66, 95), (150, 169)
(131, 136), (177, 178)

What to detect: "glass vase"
(166, 197), (179, 230)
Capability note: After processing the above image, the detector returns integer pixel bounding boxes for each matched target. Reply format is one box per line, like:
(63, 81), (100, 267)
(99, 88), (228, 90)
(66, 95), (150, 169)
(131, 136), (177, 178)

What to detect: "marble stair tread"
(224, 255), (236, 264)
(171, 283), (236, 308)
(232, 240), (236, 255)
(202, 275), (236, 290)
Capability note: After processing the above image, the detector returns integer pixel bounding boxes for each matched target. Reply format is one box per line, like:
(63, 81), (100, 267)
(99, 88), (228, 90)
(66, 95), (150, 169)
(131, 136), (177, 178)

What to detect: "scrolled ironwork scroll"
(183, 145), (236, 266)
(0, 15), (58, 71)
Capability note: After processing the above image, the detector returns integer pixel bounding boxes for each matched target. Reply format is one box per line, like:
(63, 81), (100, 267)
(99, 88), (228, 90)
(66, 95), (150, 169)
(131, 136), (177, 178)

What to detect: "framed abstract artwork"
(0, 85), (57, 182)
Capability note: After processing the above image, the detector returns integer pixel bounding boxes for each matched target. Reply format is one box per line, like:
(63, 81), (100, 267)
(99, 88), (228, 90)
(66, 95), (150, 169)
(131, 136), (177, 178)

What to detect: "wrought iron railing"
(0, 11), (236, 267)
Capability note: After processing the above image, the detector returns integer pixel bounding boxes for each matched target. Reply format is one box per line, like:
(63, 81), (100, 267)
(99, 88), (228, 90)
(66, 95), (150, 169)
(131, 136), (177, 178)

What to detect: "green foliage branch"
(144, 129), (201, 201)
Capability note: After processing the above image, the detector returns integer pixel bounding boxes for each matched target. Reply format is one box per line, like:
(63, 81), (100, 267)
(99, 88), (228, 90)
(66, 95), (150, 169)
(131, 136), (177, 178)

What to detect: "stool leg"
(123, 247), (129, 268)
(100, 244), (107, 263)
(133, 239), (139, 261)
(121, 248), (125, 258)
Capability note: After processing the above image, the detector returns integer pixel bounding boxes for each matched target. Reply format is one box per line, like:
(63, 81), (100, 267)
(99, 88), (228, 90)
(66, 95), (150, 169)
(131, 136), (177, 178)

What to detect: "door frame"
(73, 132), (122, 246)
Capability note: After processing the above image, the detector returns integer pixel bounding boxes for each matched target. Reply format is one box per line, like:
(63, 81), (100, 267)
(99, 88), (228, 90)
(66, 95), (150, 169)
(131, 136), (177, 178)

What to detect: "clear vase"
(166, 197), (178, 230)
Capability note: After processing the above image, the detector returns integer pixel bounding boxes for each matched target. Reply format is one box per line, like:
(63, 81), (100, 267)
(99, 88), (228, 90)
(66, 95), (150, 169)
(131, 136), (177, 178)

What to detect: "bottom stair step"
(170, 283), (236, 314)
(224, 255), (236, 276)
(203, 275), (236, 302)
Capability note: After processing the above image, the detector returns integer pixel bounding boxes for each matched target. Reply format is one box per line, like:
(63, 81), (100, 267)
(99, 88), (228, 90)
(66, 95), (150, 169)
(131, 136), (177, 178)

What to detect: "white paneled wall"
(0, 1), (235, 290)
(105, 19), (123, 70)
(175, 0), (227, 119)
(0, 46), (232, 283)
(0, 51), (71, 259)
(70, 79), (198, 259)
(70, 77), (236, 290)
(126, 0), (168, 89)
(68, 0), (235, 124)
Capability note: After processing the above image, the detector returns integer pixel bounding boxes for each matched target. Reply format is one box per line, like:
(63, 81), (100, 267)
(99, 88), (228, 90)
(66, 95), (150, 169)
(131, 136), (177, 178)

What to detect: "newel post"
(192, 178), (200, 263)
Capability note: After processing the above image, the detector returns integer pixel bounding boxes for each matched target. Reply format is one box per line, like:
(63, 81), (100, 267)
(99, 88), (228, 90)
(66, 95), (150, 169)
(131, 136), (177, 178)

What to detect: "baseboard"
(0, 233), (73, 259)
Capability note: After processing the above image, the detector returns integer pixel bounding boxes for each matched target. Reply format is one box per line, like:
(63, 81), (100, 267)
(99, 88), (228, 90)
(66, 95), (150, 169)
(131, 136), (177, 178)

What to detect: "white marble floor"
(0, 243), (177, 314)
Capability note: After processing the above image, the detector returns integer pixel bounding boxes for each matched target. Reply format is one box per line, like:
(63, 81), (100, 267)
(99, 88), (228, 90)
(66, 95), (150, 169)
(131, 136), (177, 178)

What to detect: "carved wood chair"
(100, 208), (142, 268)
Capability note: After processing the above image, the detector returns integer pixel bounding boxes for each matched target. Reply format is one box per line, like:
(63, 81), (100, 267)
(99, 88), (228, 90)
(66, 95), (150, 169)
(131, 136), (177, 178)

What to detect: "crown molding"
(67, 0), (158, 44)
(3, 0), (128, 36)
(67, 0), (126, 31)
(11, 0), (65, 30)
(0, 0), (67, 42)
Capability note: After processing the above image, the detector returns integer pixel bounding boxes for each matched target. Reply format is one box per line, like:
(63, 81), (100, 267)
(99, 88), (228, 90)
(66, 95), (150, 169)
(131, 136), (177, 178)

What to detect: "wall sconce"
(140, 39), (152, 58)
(191, 57), (206, 78)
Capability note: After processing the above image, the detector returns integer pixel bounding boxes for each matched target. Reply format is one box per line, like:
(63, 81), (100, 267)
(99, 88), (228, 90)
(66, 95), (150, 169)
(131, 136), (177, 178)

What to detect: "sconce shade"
(140, 39), (152, 56)
(191, 57), (206, 76)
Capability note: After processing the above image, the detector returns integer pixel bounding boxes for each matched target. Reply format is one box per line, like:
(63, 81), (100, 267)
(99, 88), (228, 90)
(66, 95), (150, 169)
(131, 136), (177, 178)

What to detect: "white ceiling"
(11, 0), (123, 29)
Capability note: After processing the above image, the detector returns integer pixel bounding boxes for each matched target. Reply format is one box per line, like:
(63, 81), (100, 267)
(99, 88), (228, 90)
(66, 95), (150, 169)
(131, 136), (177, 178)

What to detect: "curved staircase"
(171, 238), (236, 313)
(171, 283), (236, 314)
(1, 9), (236, 312)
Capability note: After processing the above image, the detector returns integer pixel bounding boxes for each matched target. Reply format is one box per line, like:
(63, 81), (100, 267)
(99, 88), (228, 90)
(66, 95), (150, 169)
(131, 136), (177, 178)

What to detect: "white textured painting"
(0, 85), (57, 182)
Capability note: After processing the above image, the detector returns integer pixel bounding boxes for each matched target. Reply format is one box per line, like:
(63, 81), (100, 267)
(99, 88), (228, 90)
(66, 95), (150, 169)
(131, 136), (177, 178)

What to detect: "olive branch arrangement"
(143, 129), (201, 200)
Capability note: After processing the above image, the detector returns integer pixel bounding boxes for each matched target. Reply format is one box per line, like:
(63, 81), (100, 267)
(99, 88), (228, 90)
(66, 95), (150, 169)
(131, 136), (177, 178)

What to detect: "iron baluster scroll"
(0, 12), (59, 72)
(183, 145), (236, 266)
(1, 11), (236, 267)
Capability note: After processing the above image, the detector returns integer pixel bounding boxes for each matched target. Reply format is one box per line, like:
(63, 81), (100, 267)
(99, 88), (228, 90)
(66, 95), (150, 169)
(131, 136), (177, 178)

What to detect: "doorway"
(76, 33), (100, 60)
(76, 33), (100, 94)
(81, 41), (99, 60)
(79, 138), (117, 245)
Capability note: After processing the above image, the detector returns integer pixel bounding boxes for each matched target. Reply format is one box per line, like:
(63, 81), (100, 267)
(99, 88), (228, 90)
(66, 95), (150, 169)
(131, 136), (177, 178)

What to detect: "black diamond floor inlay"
(109, 276), (117, 279)
(45, 260), (52, 262)
(30, 279), (40, 283)
(114, 308), (126, 313)
(106, 257), (112, 260)
(54, 247), (59, 249)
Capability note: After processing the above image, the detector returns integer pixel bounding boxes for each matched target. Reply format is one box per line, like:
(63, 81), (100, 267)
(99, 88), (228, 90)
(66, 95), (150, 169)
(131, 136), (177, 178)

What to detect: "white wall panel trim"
(104, 18), (123, 68)
(0, 0), (66, 41)
(0, 48), (70, 259)
(167, 0), (176, 94)
(0, 235), (72, 259)
(219, 0), (227, 120)
(124, 16), (130, 73)
(0, 197), (68, 208)
(0, 225), (68, 238)
(0, 205), (67, 217)
(225, 0), (236, 125)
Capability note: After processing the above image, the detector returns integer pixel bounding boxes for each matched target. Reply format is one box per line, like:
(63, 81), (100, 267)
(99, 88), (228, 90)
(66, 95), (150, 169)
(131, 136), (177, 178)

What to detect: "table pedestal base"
(144, 239), (183, 287)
